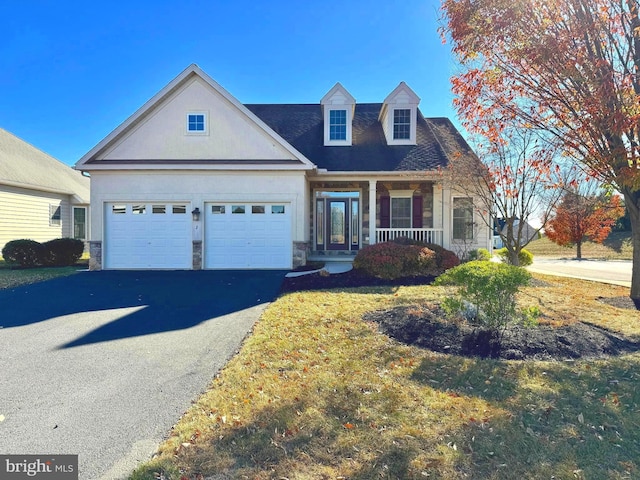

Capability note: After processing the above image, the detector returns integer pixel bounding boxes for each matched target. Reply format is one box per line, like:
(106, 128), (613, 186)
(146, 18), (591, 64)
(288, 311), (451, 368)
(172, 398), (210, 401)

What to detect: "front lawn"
(0, 259), (84, 290)
(526, 231), (633, 260)
(131, 274), (640, 480)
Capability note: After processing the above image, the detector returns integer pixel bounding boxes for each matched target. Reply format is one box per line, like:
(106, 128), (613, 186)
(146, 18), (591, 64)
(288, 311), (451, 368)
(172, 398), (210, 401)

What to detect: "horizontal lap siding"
(0, 186), (69, 252)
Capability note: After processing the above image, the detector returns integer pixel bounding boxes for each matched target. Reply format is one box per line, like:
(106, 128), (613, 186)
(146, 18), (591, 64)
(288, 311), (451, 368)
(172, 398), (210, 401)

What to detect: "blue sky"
(1, 0), (459, 166)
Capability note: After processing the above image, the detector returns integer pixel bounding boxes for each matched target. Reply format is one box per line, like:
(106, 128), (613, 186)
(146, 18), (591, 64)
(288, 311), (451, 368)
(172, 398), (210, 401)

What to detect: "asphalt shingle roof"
(246, 103), (474, 172)
(0, 128), (90, 203)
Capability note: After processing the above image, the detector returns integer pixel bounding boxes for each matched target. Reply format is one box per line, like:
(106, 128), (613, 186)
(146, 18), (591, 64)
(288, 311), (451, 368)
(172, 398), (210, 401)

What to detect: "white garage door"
(204, 203), (292, 269)
(104, 203), (191, 269)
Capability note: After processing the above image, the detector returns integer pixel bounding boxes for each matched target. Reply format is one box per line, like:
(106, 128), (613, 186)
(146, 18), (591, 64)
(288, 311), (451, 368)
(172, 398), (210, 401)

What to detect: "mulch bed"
(280, 269), (435, 293)
(281, 270), (640, 361)
(365, 305), (640, 361)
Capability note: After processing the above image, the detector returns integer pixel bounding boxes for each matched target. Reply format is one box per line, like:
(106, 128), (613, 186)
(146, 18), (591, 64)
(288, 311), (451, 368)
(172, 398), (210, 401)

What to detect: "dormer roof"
(320, 82), (356, 109)
(380, 81), (421, 110)
(379, 82), (421, 146)
(320, 83), (356, 146)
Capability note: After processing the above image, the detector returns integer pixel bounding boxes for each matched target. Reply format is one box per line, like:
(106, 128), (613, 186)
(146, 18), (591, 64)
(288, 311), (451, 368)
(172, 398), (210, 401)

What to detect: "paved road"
(0, 270), (285, 480)
(528, 258), (632, 287)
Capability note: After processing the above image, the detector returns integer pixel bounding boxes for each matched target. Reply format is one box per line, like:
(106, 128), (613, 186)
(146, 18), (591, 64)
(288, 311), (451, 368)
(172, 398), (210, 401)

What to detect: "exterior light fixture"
(191, 207), (201, 221)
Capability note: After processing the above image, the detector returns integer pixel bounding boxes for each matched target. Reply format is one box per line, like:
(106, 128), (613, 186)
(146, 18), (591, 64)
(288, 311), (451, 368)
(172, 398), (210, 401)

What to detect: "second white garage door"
(204, 203), (292, 269)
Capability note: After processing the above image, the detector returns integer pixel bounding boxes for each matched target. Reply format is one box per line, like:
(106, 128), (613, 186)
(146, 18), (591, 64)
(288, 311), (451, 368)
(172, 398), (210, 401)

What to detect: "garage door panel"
(205, 202), (292, 269)
(105, 202), (191, 269)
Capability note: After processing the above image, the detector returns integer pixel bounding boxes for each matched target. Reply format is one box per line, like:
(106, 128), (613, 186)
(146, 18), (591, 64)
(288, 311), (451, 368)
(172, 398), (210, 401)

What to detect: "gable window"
(329, 109), (347, 141)
(453, 197), (474, 240)
(393, 109), (411, 140)
(49, 204), (61, 226)
(186, 112), (207, 134)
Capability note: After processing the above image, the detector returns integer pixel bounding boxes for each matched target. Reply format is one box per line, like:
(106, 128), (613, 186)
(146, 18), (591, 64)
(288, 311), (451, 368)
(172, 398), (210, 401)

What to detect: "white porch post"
(369, 180), (377, 245)
(441, 182), (452, 250)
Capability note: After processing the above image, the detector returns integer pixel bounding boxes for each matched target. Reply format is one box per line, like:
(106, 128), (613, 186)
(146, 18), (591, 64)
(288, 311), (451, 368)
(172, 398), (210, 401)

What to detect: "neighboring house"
(0, 128), (90, 254)
(75, 64), (491, 271)
(493, 218), (539, 249)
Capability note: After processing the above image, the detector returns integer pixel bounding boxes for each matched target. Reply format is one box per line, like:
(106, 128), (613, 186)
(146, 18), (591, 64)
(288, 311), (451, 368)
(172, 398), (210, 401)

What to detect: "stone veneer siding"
(89, 241), (102, 271)
(192, 240), (202, 270)
(293, 241), (309, 268)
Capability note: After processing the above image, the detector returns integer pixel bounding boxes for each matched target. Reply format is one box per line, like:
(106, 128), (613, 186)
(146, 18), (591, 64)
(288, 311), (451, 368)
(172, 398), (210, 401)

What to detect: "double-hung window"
(49, 204), (61, 226)
(393, 109), (411, 140)
(453, 197), (474, 240)
(391, 197), (412, 228)
(329, 109), (347, 141)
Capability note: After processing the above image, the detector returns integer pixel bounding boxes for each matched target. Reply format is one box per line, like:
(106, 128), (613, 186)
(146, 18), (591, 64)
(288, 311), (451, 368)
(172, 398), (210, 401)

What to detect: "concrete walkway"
(285, 261), (353, 278)
(527, 258), (632, 287)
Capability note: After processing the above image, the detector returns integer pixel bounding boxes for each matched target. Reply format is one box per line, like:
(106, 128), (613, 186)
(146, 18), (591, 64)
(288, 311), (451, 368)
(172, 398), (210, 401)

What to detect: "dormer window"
(186, 112), (208, 135)
(329, 110), (347, 141)
(321, 83), (356, 146)
(393, 109), (411, 140)
(379, 82), (420, 145)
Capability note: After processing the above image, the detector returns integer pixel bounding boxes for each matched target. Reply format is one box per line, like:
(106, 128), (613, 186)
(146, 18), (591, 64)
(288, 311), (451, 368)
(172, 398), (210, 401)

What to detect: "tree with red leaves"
(545, 191), (624, 258)
(441, 0), (640, 302)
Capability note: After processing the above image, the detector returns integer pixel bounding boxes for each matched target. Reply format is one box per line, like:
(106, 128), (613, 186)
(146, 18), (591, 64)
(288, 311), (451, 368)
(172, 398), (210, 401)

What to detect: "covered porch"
(308, 176), (447, 261)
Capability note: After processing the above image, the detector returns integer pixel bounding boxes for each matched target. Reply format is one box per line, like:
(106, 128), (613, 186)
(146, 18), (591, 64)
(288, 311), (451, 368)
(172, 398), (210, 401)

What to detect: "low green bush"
(43, 238), (84, 266)
(434, 260), (532, 331)
(495, 247), (533, 266)
(1, 239), (46, 267)
(354, 241), (437, 279)
(468, 248), (492, 262)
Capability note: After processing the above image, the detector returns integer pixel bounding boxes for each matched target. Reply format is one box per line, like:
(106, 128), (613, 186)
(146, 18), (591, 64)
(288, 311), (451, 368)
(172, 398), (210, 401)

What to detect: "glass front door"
(327, 199), (348, 250)
(315, 192), (360, 251)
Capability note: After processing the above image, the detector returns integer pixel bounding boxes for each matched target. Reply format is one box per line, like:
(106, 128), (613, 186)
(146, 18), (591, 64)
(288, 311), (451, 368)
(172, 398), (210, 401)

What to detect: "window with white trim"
(393, 109), (411, 140)
(49, 204), (61, 226)
(73, 206), (86, 240)
(453, 197), (474, 240)
(329, 109), (347, 141)
(389, 190), (413, 228)
(186, 112), (207, 134)
(391, 198), (411, 228)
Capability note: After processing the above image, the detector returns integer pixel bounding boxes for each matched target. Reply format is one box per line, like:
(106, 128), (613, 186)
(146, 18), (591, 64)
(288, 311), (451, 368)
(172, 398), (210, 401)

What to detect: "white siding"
(0, 185), (70, 252)
(89, 170), (309, 245)
(99, 77), (298, 162)
(442, 185), (492, 256)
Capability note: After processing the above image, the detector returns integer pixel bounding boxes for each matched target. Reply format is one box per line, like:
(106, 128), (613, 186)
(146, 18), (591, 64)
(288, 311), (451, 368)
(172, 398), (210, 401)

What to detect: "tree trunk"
(503, 218), (520, 266)
(576, 241), (582, 259)
(622, 190), (640, 304)
(509, 248), (520, 266)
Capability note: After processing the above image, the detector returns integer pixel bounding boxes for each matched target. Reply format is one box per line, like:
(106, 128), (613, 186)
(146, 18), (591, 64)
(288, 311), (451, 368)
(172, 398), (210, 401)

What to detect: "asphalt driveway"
(0, 270), (286, 480)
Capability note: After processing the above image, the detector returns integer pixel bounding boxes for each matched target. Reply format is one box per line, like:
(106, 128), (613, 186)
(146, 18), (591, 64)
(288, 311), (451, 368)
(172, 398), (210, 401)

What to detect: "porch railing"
(376, 228), (444, 246)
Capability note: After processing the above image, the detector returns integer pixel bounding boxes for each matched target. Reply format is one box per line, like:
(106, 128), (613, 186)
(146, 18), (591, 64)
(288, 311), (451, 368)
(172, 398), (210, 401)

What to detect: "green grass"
(0, 258), (85, 290)
(130, 276), (640, 480)
(526, 231), (633, 260)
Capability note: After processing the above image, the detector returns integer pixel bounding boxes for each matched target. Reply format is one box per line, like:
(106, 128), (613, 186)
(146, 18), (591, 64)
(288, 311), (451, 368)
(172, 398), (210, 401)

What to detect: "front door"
(326, 199), (349, 250)
(315, 192), (360, 252)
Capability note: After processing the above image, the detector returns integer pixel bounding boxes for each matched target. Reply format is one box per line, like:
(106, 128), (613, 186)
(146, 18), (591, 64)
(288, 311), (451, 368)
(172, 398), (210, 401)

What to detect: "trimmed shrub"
(391, 237), (461, 272)
(43, 238), (84, 266)
(2, 239), (46, 267)
(353, 242), (437, 279)
(434, 260), (532, 331)
(468, 248), (492, 262)
(495, 247), (533, 266)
